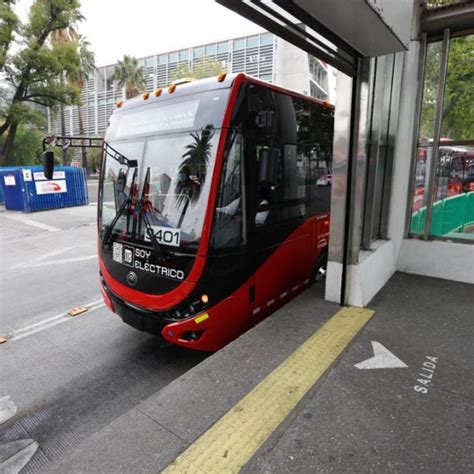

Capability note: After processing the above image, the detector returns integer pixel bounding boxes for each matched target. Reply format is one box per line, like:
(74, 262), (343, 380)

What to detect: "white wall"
(398, 239), (474, 284)
(347, 240), (397, 307)
(273, 37), (310, 95)
(326, 241), (397, 307)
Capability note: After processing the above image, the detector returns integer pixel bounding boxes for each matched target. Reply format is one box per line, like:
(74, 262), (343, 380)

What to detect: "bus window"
(211, 131), (246, 249)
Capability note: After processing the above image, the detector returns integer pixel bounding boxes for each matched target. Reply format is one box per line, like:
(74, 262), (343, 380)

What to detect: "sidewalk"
(51, 273), (473, 473)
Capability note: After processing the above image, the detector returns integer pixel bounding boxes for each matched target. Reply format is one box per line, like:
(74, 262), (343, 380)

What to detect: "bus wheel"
(310, 252), (327, 284)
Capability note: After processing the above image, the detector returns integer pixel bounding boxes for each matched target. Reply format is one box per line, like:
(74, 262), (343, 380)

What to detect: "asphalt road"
(0, 199), (207, 472)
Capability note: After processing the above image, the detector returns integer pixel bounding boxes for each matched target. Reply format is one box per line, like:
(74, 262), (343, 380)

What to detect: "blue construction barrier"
(0, 166), (24, 203)
(0, 166), (89, 212)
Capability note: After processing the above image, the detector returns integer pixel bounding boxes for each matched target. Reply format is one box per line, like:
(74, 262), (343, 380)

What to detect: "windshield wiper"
(102, 167), (138, 248)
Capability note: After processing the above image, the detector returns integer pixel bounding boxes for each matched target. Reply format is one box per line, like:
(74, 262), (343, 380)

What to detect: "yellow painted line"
(194, 313), (209, 324)
(163, 306), (374, 473)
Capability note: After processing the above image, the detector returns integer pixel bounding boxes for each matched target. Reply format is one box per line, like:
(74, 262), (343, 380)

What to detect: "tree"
(66, 35), (95, 171)
(0, 0), (19, 72)
(0, 0), (83, 165)
(50, 23), (82, 165)
(419, 35), (473, 142)
(442, 35), (473, 141)
(0, 125), (44, 166)
(112, 55), (145, 100)
(171, 60), (225, 82)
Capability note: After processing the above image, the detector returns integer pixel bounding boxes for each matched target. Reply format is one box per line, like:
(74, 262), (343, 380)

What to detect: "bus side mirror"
(42, 151), (55, 180)
(258, 148), (279, 186)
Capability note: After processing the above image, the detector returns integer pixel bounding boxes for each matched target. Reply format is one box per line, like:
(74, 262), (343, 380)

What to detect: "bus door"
(209, 128), (252, 334)
(246, 85), (310, 322)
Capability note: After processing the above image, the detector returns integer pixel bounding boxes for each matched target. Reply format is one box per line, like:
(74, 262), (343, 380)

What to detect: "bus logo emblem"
(126, 271), (138, 286)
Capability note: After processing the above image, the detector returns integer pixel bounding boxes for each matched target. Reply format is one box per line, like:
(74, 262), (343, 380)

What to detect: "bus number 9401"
(146, 226), (181, 247)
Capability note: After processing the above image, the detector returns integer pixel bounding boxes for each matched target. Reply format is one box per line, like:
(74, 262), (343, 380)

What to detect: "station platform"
(51, 272), (473, 473)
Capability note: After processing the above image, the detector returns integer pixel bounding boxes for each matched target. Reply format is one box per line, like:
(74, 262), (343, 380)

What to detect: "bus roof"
(112, 73), (334, 116)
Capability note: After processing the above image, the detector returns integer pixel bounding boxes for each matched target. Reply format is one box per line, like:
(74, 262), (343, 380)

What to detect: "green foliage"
(112, 55), (145, 99)
(419, 35), (473, 141)
(442, 35), (474, 140)
(0, 125), (43, 166)
(419, 42), (441, 140)
(86, 146), (102, 172)
(0, 0), (19, 71)
(1, 0), (84, 164)
(71, 37), (95, 90)
(8, 101), (46, 128)
(171, 60), (226, 82)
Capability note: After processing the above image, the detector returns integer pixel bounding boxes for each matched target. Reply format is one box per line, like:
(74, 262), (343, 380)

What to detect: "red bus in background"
(442, 148), (474, 195)
(413, 146), (474, 211)
(98, 73), (333, 351)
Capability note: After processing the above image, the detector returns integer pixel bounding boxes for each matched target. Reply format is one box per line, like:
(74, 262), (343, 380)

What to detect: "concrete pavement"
(0, 203), (207, 473)
(49, 273), (473, 473)
(1, 199), (472, 472)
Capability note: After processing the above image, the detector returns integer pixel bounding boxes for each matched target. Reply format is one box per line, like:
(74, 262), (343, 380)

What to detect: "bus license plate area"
(145, 226), (181, 247)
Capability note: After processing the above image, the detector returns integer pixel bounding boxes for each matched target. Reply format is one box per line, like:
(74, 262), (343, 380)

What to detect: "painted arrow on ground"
(355, 341), (408, 369)
(0, 397), (39, 473)
(0, 439), (39, 474)
(0, 396), (17, 425)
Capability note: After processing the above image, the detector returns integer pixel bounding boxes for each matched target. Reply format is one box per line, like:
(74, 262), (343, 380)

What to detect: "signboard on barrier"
(35, 180), (68, 195)
(33, 171), (66, 181)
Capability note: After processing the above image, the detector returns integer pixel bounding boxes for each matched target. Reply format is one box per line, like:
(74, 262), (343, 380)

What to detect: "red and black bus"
(98, 73), (333, 351)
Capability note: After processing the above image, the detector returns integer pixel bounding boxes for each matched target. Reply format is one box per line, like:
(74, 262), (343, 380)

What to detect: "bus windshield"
(99, 88), (229, 255)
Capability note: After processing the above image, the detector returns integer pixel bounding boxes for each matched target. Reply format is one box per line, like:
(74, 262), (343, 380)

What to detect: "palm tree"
(112, 55), (145, 100)
(68, 36), (95, 173)
(175, 124), (215, 209)
(50, 25), (80, 165)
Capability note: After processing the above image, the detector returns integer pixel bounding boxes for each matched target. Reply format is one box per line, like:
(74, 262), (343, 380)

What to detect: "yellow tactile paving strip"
(163, 306), (374, 474)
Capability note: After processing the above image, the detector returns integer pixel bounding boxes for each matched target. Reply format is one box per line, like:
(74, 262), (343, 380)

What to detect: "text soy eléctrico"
(134, 260), (184, 280)
(133, 248), (184, 280)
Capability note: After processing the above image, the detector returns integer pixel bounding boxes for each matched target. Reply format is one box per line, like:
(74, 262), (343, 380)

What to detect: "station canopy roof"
(217, 0), (414, 76)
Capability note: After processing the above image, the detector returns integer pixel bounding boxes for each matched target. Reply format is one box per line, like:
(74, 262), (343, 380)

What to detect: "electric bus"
(97, 73), (334, 351)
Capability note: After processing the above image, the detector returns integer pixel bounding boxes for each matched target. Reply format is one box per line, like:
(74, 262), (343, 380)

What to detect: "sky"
(15, 0), (265, 67)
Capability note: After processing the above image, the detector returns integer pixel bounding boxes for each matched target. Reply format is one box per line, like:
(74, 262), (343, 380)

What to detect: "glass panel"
(419, 41), (442, 142)
(233, 39), (245, 51)
(168, 52), (178, 63)
(158, 54), (167, 65)
(409, 146), (432, 235)
(205, 45), (216, 56)
(260, 33), (273, 46)
(179, 50), (189, 62)
(106, 89), (230, 141)
(246, 36), (258, 49)
(259, 73), (272, 82)
(441, 35), (474, 141)
(211, 131), (245, 249)
(101, 130), (220, 252)
(411, 145), (474, 238)
(145, 57), (155, 67)
(217, 42), (228, 54)
(193, 47), (204, 59)
(430, 145), (474, 238)
(438, 145), (474, 197)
